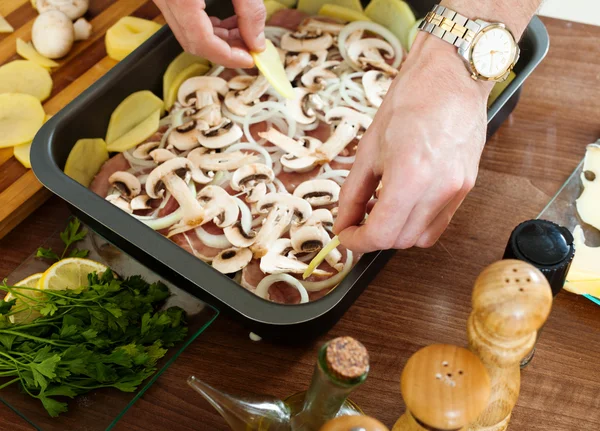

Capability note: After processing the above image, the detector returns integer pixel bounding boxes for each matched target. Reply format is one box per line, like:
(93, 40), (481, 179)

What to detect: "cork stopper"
(401, 344), (491, 430)
(319, 415), (389, 431)
(325, 336), (369, 381)
(472, 260), (553, 338)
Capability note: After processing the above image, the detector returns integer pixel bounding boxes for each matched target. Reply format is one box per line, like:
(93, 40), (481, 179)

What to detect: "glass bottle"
(187, 336), (369, 431)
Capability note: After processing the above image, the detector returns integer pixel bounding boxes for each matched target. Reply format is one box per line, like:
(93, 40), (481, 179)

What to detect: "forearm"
(440, 0), (543, 38)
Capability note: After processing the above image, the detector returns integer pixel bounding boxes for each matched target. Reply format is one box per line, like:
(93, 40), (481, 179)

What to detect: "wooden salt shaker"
(320, 415), (390, 431)
(467, 260), (553, 431)
(392, 344), (491, 431)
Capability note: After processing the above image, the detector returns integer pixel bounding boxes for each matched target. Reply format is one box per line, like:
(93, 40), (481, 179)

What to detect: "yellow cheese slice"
(575, 144), (600, 230)
(251, 39), (295, 100)
(564, 225), (600, 297)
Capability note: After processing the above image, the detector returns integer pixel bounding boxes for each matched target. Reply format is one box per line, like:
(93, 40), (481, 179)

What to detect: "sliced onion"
(183, 232), (213, 262)
(297, 251), (318, 262)
(233, 196), (253, 234)
(266, 182), (276, 193)
(136, 208), (182, 230)
(301, 249), (353, 292)
(255, 274), (309, 304)
(137, 174), (149, 185)
(208, 65), (225, 77)
(235, 68), (249, 76)
(123, 148), (157, 168)
(252, 215), (266, 228)
(225, 143), (273, 169)
(273, 178), (288, 193)
(195, 226), (232, 249)
(159, 124), (176, 149)
(318, 169), (350, 180)
(334, 154), (356, 164)
(265, 26), (288, 45)
(209, 171), (225, 186)
(272, 158), (282, 176)
(338, 21), (403, 71)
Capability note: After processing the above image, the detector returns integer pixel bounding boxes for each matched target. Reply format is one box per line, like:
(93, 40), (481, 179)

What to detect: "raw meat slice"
(267, 9), (310, 30)
(89, 153), (130, 197)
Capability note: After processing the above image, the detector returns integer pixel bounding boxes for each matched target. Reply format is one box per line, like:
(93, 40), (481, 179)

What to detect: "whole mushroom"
(36, 0), (89, 20)
(32, 10), (92, 59)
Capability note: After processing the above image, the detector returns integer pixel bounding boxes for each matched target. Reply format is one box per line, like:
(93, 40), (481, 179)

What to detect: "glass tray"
(0, 221), (219, 431)
(537, 158), (600, 305)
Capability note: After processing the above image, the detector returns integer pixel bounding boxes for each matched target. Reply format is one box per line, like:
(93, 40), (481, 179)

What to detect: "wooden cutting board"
(0, 0), (165, 239)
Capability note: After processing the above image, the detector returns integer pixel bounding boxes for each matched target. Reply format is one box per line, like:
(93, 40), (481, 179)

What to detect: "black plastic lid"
(503, 219), (575, 296)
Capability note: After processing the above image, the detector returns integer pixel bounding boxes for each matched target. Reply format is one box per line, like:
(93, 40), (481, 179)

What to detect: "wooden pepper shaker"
(320, 415), (390, 431)
(392, 344), (491, 431)
(467, 260), (553, 431)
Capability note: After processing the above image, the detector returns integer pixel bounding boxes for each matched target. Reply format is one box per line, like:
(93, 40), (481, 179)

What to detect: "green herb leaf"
(0, 298), (16, 315)
(36, 247), (60, 262)
(39, 396), (69, 418)
(44, 385), (78, 398)
(68, 248), (89, 259)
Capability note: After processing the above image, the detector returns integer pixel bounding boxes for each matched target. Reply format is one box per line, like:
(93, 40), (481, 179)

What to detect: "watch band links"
(418, 4), (481, 48)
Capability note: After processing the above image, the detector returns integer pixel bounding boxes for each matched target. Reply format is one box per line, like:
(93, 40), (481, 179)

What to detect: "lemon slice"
(38, 258), (108, 292)
(4, 273), (43, 324)
(251, 39), (295, 100)
(303, 235), (341, 279)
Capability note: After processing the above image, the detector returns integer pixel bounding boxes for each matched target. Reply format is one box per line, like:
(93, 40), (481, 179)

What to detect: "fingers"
(414, 192), (467, 248)
(232, 0), (267, 52)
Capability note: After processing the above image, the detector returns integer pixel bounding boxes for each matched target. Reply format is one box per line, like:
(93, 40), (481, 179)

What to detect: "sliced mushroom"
(132, 141), (160, 160)
(281, 30), (334, 53)
(362, 70), (392, 108)
(298, 18), (345, 35)
(197, 119), (243, 149)
(106, 193), (133, 214)
(224, 222), (257, 248)
(250, 193), (312, 258)
(315, 107), (372, 162)
(146, 157), (210, 199)
(285, 52), (311, 82)
(149, 148), (177, 164)
(167, 120), (209, 151)
(131, 194), (153, 211)
(293, 179), (340, 206)
(228, 75), (256, 90)
(286, 87), (317, 125)
(246, 182), (267, 203)
(290, 209), (342, 270)
(193, 103), (223, 127)
(108, 171), (141, 199)
(346, 37), (398, 76)
(177, 76), (228, 108)
(309, 50), (328, 67)
(258, 128), (314, 158)
(300, 61), (340, 91)
(260, 238), (330, 275)
(197, 185), (240, 228)
(231, 163), (275, 197)
(280, 137), (323, 172)
(212, 247), (253, 274)
(188, 148), (260, 171)
(224, 75), (270, 116)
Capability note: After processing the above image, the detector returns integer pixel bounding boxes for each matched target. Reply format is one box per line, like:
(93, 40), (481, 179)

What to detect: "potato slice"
(105, 90), (164, 144)
(488, 71), (516, 107)
(298, 0), (363, 15)
(106, 109), (160, 153)
(365, 0), (416, 51)
(270, 0), (296, 6)
(318, 4), (371, 22)
(0, 93), (45, 148)
(106, 17), (162, 61)
(13, 115), (52, 168)
(0, 60), (53, 101)
(264, 0), (288, 21)
(163, 51), (209, 103)
(17, 38), (59, 69)
(64, 138), (109, 187)
(165, 62), (210, 110)
(252, 39), (295, 100)
(0, 14), (14, 33)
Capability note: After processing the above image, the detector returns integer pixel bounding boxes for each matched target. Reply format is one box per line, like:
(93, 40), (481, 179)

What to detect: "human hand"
(333, 34), (494, 253)
(153, 0), (267, 68)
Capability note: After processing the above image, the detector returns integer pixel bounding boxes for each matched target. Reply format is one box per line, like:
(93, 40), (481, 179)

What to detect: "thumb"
(231, 0), (267, 52)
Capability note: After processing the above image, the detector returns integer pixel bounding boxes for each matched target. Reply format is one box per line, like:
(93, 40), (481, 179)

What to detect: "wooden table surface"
(1, 11), (599, 431)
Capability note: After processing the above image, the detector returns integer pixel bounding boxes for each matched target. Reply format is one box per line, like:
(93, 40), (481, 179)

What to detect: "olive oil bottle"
(188, 336), (369, 430)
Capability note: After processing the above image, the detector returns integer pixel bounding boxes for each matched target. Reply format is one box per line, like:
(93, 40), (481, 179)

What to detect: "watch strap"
(418, 4), (482, 48)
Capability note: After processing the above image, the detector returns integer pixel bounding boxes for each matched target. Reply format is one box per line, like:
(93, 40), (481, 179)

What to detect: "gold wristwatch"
(418, 4), (520, 82)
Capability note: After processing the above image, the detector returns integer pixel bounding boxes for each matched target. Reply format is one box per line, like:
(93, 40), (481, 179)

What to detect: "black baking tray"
(31, 1), (549, 341)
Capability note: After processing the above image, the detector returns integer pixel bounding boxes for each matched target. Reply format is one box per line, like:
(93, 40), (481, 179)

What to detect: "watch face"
(471, 26), (517, 79)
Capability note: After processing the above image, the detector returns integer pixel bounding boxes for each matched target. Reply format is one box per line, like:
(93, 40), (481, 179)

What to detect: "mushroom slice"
(167, 120), (210, 151)
(260, 239), (331, 276)
(109, 171), (141, 199)
(285, 52), (311, 82)
(231, 163), (275, 190)
(146, 157), (210, 199)
(106, 194), (133, 214)
(293, 179), (340, 206)
(290, 209), (342, 270)
(132, 141), (160, 160)
(212, 247), (253, 274)
(251, 193), (312, 258)
(279, 137), (322, 173)
(348, 38), (394, 65)
(300, 61), (340, 91)
(224, 75), (271, 117)
(286, 87), (317, 125)
(197, 185), (240, 228)
(149, 148), (177, 164)
(298, 18), (345, 35)
(315, 107), (372, 162)
(258, 128), (314, 158)
(197, 119), (243, 149)
(246, 182), (268, 203)
(281, 31), (334, 53)
(362, 70), (392, 108)
(309, 50), (328, 67)
(131, 194), (153, 211)
(228, 75), (255, 90)
(224, 222), (257, 248)
(193, 103), (222, 127)
(177, 76), (228, 108)
(188, 148), (260, 171)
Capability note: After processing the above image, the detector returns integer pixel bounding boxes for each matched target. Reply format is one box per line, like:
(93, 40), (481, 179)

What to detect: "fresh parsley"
(36, 219), (89, 262)
(0, 270), (188, 417)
